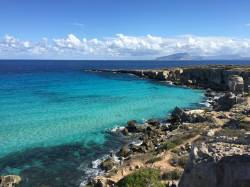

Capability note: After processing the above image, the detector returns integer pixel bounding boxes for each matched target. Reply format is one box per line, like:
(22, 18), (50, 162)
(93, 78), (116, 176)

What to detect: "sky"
(1, 0), (250, 59)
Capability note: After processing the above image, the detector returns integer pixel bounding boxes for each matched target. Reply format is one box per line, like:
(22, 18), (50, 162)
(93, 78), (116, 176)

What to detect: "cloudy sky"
(1, 0), (250, 59)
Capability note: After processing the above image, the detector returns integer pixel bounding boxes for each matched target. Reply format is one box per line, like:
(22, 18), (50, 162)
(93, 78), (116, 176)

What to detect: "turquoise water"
(0, 71), (203, 157)
(0, 60), (206, 186)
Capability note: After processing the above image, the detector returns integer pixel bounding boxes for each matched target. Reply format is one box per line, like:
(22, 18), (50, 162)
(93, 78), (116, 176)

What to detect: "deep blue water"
(0, 60), (248, 187)
(0, 60), (249, 75)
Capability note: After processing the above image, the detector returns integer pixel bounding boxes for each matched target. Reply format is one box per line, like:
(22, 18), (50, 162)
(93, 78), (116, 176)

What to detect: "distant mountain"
(204, 54), (249, 60)
(155, 53), (202, 61)
(155, 53), (249, 61)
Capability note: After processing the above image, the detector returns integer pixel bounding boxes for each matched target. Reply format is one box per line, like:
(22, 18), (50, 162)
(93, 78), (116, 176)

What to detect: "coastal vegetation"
(117, 168), (164, 187)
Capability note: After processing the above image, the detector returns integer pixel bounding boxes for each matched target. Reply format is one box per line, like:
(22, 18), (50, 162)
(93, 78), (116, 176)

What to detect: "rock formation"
(228, 75), (244, 94)
(94, 65), (250, 94)
(0, 175), (21, 187)
(179, 143), (250, 187)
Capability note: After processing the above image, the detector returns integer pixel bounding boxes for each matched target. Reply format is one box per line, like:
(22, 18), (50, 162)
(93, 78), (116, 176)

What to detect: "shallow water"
(0, 60), (205, 186)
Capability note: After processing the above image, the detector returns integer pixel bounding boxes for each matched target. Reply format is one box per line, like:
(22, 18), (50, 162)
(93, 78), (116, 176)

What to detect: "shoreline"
(83, 65), (250, 187)
(80, 76), (208, 186)
(1, 64), (250, 187)
(83, 91), (215, 187)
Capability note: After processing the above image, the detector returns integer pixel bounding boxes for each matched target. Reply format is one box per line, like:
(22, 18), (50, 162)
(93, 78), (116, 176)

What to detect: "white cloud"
(245, 23), (250, 27)
(1, 34), (250, 59)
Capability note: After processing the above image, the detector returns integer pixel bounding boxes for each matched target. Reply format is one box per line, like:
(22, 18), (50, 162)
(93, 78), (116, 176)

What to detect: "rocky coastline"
(2, 65), (250, 187)
(83, 65), (250, 187)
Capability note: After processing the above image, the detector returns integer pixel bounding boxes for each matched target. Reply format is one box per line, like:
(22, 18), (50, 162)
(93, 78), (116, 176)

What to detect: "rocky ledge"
(86, 65), (250, 94)
(84, 65), (250, 187)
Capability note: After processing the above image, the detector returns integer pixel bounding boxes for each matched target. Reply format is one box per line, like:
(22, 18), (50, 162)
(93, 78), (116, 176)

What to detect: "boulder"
(171, 107), (207, 124)
(126, 120), (137, 133)
(121, 128), (129, 136)
(118, 145), (131, 158)
(100, 158), (115, 171)
(130, 144), (143, 153)
(214, 92), (237, 111)
(90, 178), (105, 187)
(207, 129), (215, 137)
(147, 119), (161, 126)
(171, 107), (189, 124)
(0, 175), (21, 187)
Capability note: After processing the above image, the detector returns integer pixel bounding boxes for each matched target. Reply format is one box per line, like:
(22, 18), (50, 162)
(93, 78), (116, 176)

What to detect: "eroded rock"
(100, 158), (116, 172)
(179, 143), (250, 187)
(0, 175), (21, 187)
(214, 92), (237, 111)
(228, 75), (244, 94)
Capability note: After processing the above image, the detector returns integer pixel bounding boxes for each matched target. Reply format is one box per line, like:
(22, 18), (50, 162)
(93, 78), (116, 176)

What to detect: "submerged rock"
(0, 175), (21, 187)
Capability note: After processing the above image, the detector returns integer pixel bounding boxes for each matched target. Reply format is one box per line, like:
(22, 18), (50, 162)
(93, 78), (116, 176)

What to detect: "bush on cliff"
(117, 168), (164, 187)
(161, 169), (182, 180)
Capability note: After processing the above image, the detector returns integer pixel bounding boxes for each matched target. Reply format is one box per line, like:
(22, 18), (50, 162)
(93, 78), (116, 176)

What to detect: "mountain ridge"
(155, 53), (250, 61)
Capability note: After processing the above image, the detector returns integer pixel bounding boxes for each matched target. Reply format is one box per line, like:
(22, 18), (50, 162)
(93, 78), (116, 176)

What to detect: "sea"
(0, 60), (249, 186)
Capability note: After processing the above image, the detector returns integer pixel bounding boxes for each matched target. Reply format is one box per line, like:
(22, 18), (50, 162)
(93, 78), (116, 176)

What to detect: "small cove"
(0, 60), (206, 186)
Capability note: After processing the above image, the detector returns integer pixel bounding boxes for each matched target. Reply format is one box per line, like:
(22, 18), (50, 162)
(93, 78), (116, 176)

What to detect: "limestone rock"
(179, 143), (250, 187)
(228, 75), (244, 94)
(207, 129), (215, 137)
(214, 92), (237, 111)
(171, 107), (189, 124)
(100, 158), (116, 171)
(170, 107), (207, 124)
(0, 175), (21, 187)
(118, 145), (131, 158)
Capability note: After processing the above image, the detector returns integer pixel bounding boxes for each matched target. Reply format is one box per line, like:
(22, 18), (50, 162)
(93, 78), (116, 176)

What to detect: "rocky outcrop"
(170, 107), (207, 125)
(213, 92), (247, 111)
(0, 175), (21, 187)
(213, 92), (237, 111)
(228, 75), (244, 94)
(100, 158), (116, 172)
(179, 143), (250, 187)
(92, 65), (250, 94)
(180, 66), (250, 94)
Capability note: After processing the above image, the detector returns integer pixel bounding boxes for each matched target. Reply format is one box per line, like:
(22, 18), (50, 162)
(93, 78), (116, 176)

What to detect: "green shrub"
(161, 142), (177, 150)
(160, 137), (183, 151)
(146, 156), (163, 164)
(117, 168), (164, 187)
(161, 169), (182, 180)
(172, 137), (183, 145)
